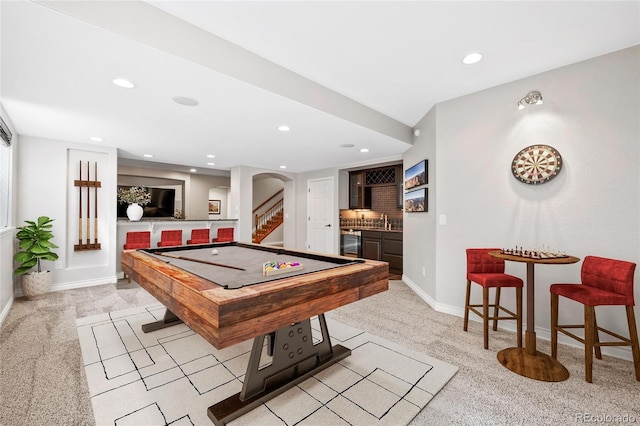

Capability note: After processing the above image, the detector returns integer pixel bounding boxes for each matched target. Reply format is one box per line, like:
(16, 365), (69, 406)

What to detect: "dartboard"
(511, 145), (562, 185)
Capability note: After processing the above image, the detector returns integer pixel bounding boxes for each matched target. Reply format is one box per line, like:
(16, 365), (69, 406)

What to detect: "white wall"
(207, 187), (229, 219)
(403, 106), (437, 303)
(404, 46), (640, 359)
(118, 165), (231, 220)
(16, 135), (119, 291)
(253, 176), (284, 207)
(230, 165), (295, 246)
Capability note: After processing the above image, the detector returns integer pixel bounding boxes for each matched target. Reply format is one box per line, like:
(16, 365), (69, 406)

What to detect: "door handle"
(325, 224), (332, 227)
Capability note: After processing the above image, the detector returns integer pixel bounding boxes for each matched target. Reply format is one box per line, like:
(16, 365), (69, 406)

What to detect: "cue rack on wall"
(74, 161), (101, 251)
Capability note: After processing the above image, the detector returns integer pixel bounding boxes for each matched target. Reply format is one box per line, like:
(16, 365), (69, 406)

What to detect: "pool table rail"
(122, 244), (388, 349)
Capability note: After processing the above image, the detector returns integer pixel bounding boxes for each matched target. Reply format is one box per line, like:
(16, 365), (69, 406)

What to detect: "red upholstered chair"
(123, 231), (151, 282)
(157, 230), (183, 247)
(187, 228), (210, 245)
(213, 227), (234, 243)
(123, 231), (151, 250)
(551, 256), (640, 383)
(463, 248), (523, 349)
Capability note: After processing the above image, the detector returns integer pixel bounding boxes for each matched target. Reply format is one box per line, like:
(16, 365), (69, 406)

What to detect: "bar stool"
(187, 228), (210, 245)
(213, 228), (234, 243)
(157, 230), (182, 247)
(463, 248), (523, 349)
(123, 231), (150, 282)
(123, 231), (151, 250)
(550, 255), (640, 383)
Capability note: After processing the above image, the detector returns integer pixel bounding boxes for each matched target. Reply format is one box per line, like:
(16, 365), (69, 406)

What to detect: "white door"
(307, 177), (334, 254)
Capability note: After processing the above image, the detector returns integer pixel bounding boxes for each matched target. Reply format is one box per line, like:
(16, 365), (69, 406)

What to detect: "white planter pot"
(21, 270), (53, 300)
(126, 203), (144, 221)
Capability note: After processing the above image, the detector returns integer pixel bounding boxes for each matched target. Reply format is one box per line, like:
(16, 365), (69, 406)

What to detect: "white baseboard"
(0, 295), (14, 327)
(400, 274), (635, 362)
(14, 276), (119, 298)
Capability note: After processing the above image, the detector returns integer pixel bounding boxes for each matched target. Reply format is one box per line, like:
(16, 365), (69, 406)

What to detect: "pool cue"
(158, 252), (246, 271)
(86, 161), (90, 244)
(94, 162), (98, 244)
(78, 161), (82, 246)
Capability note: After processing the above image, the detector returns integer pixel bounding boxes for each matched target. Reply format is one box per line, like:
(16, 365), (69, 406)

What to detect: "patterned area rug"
(76, 305), (458, 425)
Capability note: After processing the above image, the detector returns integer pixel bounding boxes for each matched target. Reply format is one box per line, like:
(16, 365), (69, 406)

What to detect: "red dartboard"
(511, 145), (562, 185)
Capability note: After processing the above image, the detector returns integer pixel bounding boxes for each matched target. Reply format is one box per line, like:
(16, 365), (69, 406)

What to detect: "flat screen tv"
(117, 186), (176, 218)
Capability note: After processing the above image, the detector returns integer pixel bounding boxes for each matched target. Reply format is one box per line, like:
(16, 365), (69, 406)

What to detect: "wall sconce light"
(518, 90), (543, 110)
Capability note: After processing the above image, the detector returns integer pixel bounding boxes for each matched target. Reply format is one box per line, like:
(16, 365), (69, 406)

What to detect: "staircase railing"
(253, 190), (284, 243)
(253, 189), (283, 215)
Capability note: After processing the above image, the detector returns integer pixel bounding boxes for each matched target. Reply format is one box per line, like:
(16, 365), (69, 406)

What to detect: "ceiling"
(1, 1), (638, 174)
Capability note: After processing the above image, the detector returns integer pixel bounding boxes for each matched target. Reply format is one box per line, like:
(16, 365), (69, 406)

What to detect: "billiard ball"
(211, 249), (219, 255)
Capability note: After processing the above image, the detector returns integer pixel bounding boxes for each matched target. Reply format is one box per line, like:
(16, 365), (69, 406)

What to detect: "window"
(0, 140), (10, 228)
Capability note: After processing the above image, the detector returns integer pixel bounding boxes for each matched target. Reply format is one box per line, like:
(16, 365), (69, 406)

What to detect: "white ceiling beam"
(36, 0), (413, 145)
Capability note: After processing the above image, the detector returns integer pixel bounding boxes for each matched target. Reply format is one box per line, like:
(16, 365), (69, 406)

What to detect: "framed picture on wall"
(208, 200), (221, 214)
(405, 188), (427, 212)
(404, 160), (427, 190)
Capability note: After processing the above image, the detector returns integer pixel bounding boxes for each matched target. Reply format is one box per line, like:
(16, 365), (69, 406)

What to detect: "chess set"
(500, 247), (569, 259)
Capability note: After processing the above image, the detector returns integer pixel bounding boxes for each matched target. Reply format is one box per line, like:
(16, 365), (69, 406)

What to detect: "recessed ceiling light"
(278, 125), (290, 132)
(172, 96), (199, 106)
(90, 137), (104, 142)
(143, 154), (153, 158)
(340, 144), (355, 148)
(462, 52), (483, 65)
(190, 168), (197, 173)
(207, 162), (215, 166)
(360, 148), (370, 153)
(112, 78), (135, 88)
(279, 165), (287, 169)
(206, 154), (215, 158)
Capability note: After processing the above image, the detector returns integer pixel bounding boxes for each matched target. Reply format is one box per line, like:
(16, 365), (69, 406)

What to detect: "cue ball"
(211, 249), (219, 255)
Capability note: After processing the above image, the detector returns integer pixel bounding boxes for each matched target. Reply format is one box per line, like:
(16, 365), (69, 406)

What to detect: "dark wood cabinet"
(349, 171), (371, 210)
(361, 230), (402, 274)
(382, 232), (403, 274)
(362, 230), (382, 260)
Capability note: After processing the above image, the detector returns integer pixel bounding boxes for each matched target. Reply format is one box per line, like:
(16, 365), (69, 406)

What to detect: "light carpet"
(76, 304), (458, 426)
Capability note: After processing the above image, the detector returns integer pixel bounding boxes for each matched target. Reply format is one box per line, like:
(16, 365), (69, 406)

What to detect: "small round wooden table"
(489, 250), (580, 382)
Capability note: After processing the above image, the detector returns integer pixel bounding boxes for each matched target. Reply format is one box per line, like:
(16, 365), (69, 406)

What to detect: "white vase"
(21, 270), (52, 300)
(127, 203), (144, 221)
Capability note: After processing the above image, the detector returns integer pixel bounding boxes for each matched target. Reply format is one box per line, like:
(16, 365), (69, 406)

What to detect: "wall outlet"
(422, 266), (426, 277)
(54, 260), (63, 270)
(439, 214), (447, 225)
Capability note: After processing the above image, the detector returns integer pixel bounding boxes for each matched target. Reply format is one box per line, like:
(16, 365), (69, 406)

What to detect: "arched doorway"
(252, 173), (288, 245)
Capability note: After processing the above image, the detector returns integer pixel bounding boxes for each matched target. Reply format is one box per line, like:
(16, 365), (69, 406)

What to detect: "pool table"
(121, 242), (388, 425)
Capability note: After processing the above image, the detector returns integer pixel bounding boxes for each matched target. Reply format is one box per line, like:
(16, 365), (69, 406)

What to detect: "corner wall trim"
(0, 295), (14, 327)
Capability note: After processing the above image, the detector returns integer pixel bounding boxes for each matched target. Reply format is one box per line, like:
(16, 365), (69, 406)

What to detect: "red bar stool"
(123, 231), (151, 250)
(213, 227), (234, 243)
(187, 228), (210, 245)
(551, 255), (640, 383)
(123, 231), (151, 282)
(463, 248), (523, 349)
(157, 230), (182, 247)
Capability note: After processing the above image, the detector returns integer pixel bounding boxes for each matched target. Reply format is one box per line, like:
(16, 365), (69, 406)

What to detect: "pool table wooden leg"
(141, 309), (183, 333)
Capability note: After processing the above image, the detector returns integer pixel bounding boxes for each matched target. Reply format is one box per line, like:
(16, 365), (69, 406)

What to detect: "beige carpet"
(1, 279), (639, 425)
(77, 304), (457, 425)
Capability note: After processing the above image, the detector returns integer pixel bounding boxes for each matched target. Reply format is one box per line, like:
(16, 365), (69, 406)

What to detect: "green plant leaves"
(14, 216), (59, 275)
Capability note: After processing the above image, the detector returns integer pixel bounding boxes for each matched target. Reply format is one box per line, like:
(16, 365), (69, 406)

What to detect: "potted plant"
(118, 186), (151, 221)
(14, 216), (59, 300)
